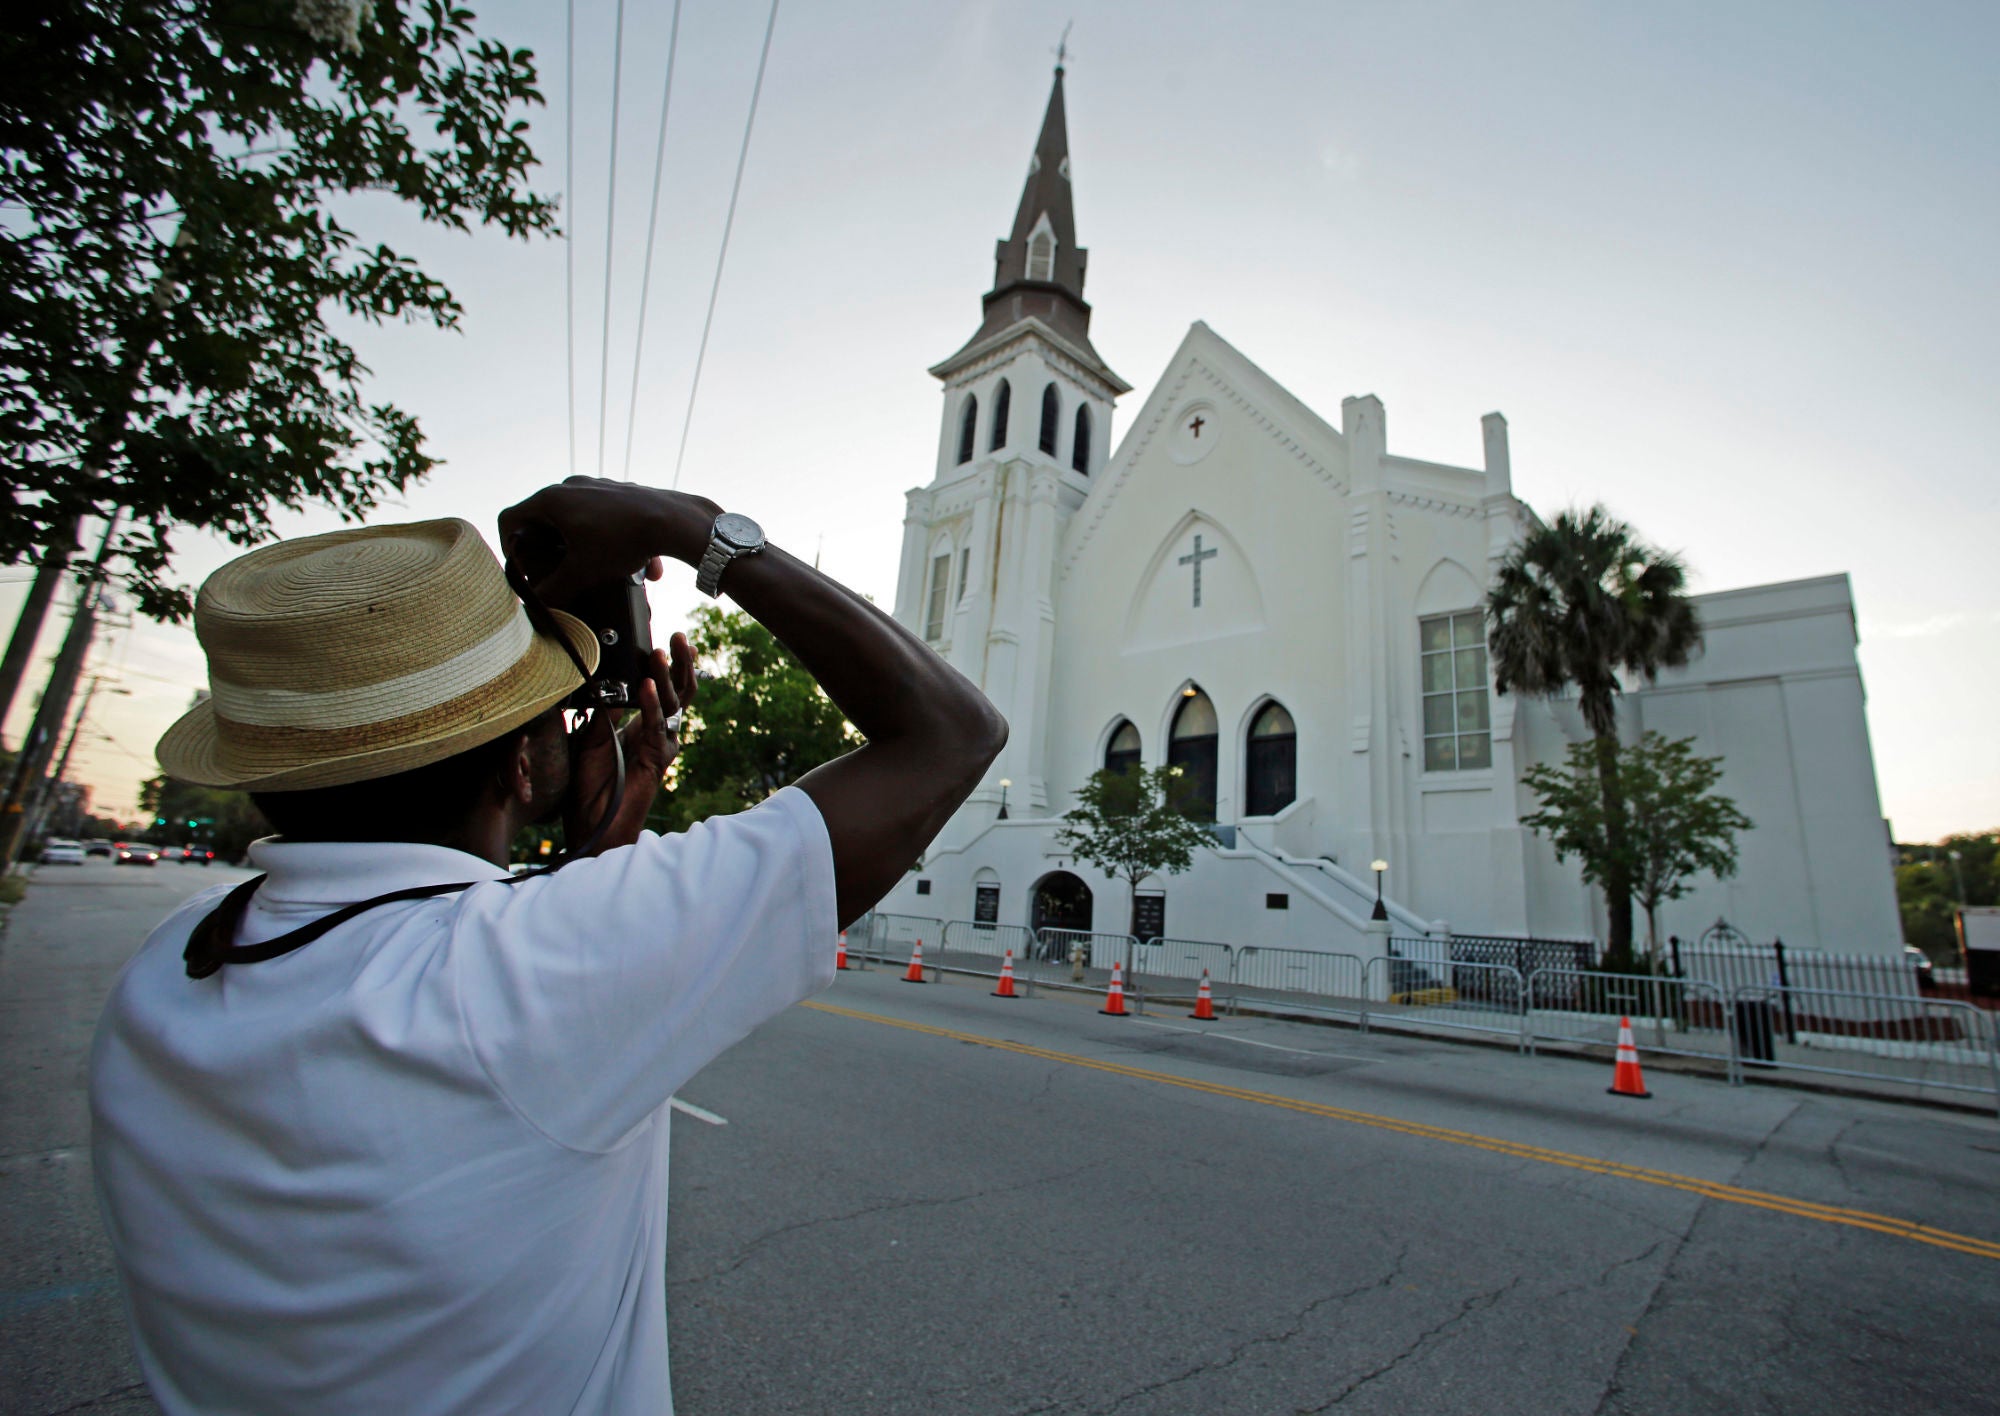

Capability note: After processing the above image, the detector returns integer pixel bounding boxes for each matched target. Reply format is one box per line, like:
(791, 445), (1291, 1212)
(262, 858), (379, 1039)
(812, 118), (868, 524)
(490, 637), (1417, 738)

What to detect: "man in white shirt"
(90, 479), (1006, 1413)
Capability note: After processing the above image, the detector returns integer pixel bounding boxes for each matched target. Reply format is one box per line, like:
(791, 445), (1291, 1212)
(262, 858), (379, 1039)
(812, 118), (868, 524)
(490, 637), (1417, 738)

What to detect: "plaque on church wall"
(974, 884), (1000, 928)
(1131, 891), (1166, 943)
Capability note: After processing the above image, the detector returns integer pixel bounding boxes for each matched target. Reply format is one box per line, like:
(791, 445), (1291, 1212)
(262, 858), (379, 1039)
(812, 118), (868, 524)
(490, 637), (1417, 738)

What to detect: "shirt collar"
(246, 836), (511, 905)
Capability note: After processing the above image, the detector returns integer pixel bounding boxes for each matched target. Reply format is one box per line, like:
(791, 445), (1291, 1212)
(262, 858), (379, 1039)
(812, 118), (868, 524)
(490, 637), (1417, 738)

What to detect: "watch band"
(695, 538), (735, 598)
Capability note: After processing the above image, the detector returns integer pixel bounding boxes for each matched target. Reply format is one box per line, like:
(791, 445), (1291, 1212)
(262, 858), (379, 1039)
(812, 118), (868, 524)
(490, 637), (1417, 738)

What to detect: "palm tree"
(1487, 506), (1702, 969)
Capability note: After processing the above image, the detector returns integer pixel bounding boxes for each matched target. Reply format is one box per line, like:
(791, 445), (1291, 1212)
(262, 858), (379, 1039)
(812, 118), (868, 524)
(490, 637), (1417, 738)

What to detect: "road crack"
(673, 1159), (1112, 1290)
(1294, 1273), (1524, 1413)
(1087, 1242), (1413, 1415)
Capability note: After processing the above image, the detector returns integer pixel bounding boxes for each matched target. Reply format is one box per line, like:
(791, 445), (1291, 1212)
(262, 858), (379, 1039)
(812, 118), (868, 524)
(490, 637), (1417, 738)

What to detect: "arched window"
(1167, 688), (1219, 822)
(1104, 720), (1140, 777)
(956, 395), (978, 465)
(1244, 701), (1297, 817)
(1072, 405), (1092, 474)
(1039, 383), (1060, 456)
(990, 379), (1011, 452)
(1027, 231), (1055, 282)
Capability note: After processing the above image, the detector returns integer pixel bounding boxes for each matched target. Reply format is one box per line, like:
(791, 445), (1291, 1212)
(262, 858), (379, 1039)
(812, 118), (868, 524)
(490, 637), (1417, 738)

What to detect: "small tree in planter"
(1055, 765), (1216, 963)
(1522, 732), (1753, 971)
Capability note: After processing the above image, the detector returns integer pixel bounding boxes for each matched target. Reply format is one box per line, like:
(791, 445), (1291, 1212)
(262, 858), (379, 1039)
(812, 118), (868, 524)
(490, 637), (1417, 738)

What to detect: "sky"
(6, 0), (1995, 841)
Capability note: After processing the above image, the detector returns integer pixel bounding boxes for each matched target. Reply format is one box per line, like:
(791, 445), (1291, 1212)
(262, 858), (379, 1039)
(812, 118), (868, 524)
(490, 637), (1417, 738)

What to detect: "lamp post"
(1948, 849), (1967, 904)
(1370, 859), (1389, 922)
(997, 777), (1011, 820)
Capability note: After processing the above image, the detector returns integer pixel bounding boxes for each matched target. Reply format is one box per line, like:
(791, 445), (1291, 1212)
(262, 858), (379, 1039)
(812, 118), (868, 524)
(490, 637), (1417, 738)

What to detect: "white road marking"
(669, 1097), (728, 1126)
(1131, 1018), (1373, 1062)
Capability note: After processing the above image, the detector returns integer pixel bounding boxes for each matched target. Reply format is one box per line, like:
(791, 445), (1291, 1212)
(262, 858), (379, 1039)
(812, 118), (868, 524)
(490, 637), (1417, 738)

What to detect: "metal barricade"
(1726, 984), (2000, 1113)
(1130, 938), (1236, 1008)
(939, 920), (1038, 992)
(1229, 948), (1368, 1022)
(1031, 929), (1142, 1001)
(1362, 956), (1527, 1051)
(1524, 969), (1731, 1063)
(864, 913), (943, 970)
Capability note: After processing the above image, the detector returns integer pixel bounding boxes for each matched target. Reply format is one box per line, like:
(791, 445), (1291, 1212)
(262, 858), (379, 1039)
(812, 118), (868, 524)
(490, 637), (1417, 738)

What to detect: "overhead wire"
(563, 0), (577, 480)
(594, 0), (630, 479)
(619, 0), (684, 482)
(670, 0), (782, 491)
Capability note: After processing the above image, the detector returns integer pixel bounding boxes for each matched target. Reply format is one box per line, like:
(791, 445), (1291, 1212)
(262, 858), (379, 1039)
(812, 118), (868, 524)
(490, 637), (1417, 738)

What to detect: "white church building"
(874, 67), (1902, 962)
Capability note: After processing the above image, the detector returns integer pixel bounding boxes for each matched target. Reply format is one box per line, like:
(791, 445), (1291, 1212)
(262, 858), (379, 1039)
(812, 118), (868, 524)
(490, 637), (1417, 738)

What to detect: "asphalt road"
(5, 865), (1997, 1415)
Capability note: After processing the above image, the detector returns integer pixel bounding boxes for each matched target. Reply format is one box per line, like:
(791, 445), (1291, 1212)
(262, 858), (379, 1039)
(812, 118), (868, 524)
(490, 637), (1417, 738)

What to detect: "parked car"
(116, 843), (160, 867)
(39, 839), (86, 865)
(1906, 945), (1936, 990)
(83, 839), (115, 858)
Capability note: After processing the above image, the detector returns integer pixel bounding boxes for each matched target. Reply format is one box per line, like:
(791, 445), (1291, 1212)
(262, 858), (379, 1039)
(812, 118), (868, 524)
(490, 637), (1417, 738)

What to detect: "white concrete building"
(875, 67), (1901, 962)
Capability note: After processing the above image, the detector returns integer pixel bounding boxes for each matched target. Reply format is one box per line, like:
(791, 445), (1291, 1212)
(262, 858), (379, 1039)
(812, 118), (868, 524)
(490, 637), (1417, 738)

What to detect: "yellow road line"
(801, 999), (2000, 1264)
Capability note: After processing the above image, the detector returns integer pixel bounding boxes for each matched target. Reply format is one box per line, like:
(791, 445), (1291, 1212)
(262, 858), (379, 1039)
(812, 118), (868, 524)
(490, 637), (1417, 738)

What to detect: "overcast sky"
(7, 0), (1994, 841)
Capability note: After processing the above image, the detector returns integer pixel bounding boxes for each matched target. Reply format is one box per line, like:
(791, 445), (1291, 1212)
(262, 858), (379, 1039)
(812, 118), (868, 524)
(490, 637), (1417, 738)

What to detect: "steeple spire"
(932, 59), (1125, 393)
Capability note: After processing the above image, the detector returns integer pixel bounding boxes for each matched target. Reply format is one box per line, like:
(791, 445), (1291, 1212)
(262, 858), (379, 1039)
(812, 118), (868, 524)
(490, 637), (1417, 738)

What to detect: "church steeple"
(932, 63), (1126, 393)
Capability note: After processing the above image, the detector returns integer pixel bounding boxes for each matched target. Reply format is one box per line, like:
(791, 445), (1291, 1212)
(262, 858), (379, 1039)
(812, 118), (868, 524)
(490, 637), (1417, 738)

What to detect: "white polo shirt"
(90, 786), (838, 1415)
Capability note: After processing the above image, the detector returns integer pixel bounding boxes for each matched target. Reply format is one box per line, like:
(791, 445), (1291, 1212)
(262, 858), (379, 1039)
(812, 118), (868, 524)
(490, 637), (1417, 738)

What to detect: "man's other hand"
(565, 635), (699, 853)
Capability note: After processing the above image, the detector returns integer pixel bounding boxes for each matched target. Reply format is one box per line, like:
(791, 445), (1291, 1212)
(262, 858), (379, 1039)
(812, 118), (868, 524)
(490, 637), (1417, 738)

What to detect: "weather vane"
(1053, 20), (1073, 73)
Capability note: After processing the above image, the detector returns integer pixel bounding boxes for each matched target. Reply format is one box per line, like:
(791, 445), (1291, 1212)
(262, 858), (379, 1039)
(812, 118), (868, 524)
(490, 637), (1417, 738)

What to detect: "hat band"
(208, 611), (536, 730)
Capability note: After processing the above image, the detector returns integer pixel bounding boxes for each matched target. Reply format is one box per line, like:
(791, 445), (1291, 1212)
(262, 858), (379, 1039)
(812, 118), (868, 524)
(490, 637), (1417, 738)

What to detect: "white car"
(40, 840), (86, 865)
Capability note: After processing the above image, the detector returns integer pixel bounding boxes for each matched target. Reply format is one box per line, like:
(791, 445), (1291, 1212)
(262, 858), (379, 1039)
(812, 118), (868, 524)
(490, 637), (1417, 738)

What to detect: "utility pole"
(19, 673), (122, 845)
(0, 515), (118, 870)
(0, 516), (78, 750)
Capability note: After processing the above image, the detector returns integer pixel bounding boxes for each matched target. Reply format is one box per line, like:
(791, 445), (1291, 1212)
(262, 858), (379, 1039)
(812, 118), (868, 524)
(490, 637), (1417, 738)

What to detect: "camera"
(504, 525), (655, 711)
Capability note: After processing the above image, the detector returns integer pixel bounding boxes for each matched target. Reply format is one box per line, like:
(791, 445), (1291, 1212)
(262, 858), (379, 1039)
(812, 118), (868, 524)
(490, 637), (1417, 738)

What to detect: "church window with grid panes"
(1420, 612), (1492, 771)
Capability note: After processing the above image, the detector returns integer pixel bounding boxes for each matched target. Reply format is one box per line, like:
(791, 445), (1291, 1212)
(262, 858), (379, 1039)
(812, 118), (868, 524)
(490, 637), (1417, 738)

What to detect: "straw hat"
(156, 518), (599, 792)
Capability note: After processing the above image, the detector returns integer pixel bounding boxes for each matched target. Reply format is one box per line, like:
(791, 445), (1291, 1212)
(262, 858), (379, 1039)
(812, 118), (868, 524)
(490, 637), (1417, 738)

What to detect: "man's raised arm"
(499, 478), (1008, 926)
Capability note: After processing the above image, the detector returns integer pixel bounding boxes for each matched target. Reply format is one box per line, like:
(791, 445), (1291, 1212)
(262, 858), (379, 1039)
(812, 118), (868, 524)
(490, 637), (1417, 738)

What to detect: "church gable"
(1060, 323), (1346, 581)
(1121, 511), (1267, 654)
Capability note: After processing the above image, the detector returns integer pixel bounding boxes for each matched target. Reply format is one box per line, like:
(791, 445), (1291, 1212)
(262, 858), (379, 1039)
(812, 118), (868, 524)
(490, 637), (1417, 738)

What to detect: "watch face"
(714, 512), (764, 550)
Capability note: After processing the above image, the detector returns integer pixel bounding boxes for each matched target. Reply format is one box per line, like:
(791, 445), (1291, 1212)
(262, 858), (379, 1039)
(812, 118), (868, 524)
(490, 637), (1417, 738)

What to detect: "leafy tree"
(1488, 506), (1701, 969)
(1054, 765), (1216, 939)
(138, 772), (270, 860)
(646, 606), (860, 835)
(1894, 831), (1998, 962)
(1521, 732), (1751, 971)
(2, 0), (557, 621)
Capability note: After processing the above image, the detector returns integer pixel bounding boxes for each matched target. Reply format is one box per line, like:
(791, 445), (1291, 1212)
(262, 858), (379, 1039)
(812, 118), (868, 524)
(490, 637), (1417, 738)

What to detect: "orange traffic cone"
(902, 940), (927, 984)
(1189, 969), (1217, 1021)
(992, 950), (1019, 998)
(835, 931), (850, 971)
(1099, 960), (1130, 1017)
(1607, 1016), (1651, 1099)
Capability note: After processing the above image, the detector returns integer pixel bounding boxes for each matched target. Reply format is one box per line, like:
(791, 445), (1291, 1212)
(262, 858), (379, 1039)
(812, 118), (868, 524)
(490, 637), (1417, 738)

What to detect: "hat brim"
(156, 610), (603, 793)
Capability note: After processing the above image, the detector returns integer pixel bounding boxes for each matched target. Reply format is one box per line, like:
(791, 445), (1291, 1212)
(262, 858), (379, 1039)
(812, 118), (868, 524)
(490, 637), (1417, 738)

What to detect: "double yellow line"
(802, 999), (2000, 1264)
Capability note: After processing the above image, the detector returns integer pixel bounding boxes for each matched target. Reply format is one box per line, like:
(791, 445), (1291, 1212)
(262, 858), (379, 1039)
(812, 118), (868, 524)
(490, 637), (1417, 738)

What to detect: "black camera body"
(561, 571), (654, 711)
(504, 525), (654, 711)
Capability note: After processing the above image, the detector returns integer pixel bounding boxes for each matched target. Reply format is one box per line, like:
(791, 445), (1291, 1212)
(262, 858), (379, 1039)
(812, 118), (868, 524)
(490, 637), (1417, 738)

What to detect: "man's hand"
(565, 635), (699, 854)
(499, 477), (721, 608)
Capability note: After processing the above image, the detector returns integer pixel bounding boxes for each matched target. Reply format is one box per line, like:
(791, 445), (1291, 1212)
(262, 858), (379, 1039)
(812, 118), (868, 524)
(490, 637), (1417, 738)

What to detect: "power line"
(619, 0), (684, 482)
(594, 0), (630, 479)
(564, 0), (577, 480)
(671, 0), (781, 491)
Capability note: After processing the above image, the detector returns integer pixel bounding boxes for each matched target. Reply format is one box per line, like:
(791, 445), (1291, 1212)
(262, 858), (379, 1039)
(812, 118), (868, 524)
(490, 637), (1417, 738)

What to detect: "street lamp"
(1370, 858), (1389, 921)
(997, 777), (1011, 820)
(1948, 849), (1967, 904)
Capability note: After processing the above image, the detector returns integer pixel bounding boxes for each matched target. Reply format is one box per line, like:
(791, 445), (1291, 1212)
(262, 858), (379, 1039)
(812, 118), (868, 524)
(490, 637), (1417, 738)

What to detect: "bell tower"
(892, 60), (1127, 828)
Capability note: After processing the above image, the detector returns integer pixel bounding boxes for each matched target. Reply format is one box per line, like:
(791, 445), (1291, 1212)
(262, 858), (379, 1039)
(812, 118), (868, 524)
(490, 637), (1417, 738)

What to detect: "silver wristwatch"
(695, 512), (767, 598)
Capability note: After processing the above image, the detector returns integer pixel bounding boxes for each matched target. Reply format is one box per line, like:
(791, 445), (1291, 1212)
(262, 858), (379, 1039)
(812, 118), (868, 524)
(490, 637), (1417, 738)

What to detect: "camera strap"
(183, 873), (510, 980)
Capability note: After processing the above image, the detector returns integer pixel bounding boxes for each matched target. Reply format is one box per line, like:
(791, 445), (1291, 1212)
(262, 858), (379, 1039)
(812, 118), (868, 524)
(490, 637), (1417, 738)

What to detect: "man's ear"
(505, 730), (537, 810)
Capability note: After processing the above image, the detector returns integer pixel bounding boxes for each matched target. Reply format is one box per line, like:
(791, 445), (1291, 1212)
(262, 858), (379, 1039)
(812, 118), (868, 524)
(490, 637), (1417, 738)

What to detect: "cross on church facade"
(1187, 414), (1205, 438)
(1178, 534), (1218, 608)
